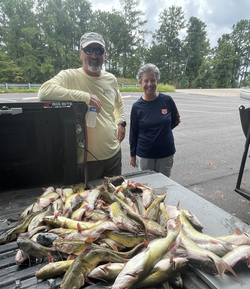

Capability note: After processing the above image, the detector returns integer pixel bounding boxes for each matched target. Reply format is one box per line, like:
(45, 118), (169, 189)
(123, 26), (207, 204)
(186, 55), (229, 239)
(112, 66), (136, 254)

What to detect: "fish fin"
(80, 246), (92, 256)
(108, 243), (118, 251)
(67, 254), (75, 260)
(48, 252), (53, 263)
(103, 262), (112, 269)
(85, 237), (97, 244)
(213, 258), (238, 278)
(234, 228), (243, 235)
(77, 223), (82, 232)
(169, 241), (179, 253)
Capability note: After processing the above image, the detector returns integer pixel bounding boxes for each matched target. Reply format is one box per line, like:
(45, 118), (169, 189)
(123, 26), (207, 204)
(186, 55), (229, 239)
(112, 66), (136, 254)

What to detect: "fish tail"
(213, 258), (238, 278)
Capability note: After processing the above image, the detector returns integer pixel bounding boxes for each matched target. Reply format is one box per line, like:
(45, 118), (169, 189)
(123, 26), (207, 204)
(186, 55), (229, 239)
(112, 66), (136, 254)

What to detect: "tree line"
(0, 0), (250, 88)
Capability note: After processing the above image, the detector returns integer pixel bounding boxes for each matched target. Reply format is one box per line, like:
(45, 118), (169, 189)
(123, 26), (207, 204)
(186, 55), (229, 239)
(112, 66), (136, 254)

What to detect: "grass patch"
(119, 83), (175, 93)
(0, 88), (39, 93)
(117, 78), (138, 85)
(1, 79), (175, 93)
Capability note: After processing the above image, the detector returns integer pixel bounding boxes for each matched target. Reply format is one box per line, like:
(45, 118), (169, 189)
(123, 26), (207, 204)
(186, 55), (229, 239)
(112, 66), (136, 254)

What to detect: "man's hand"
(89, 94), (101, 113)
(117, 124), (125, 142)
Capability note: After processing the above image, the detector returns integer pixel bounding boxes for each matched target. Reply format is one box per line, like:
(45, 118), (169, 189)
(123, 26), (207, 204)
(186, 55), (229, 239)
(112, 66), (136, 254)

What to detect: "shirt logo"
(103, 89), (111, 94)
(161, 109), (168, 114)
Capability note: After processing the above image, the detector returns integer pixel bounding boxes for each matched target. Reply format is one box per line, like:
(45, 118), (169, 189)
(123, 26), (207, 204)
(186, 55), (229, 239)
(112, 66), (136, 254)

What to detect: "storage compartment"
(0, 101), (88, 191)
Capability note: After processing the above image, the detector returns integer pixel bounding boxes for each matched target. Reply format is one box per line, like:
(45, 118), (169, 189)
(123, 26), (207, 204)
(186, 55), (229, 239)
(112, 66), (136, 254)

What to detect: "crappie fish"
(36, 259), (74, 279)
(60, 248), (128, 289)
(111, 217), (181, 289)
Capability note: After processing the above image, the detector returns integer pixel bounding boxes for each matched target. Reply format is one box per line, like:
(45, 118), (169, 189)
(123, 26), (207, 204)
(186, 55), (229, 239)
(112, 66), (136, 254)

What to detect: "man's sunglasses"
(82, 47), (105, 55)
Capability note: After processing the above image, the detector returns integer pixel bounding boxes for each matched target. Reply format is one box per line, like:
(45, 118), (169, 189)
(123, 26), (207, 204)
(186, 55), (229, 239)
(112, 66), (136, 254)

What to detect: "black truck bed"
(0, 173), (250, 289)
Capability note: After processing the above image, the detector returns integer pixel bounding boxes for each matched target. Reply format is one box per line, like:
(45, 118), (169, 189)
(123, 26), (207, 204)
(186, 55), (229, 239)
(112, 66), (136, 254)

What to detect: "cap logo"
(86, 32), (102, 40)
(80, 32), (105, 49)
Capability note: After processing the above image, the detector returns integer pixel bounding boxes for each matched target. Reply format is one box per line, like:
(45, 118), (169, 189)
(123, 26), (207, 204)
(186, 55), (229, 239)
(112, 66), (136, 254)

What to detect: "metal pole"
(235, 124), (250, 190)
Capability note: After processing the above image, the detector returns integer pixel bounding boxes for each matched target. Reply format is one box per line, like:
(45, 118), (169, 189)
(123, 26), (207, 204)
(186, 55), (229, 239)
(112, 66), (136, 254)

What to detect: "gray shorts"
(136, 155), (174, 177)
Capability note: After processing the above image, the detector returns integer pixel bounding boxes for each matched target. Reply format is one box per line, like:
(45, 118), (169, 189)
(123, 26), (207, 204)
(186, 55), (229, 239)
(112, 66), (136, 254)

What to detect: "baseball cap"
(80, 32), (105, 49)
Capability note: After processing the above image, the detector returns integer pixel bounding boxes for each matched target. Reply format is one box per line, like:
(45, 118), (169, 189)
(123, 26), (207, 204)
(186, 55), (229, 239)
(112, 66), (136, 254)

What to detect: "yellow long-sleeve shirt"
(38, 68), (125, 162)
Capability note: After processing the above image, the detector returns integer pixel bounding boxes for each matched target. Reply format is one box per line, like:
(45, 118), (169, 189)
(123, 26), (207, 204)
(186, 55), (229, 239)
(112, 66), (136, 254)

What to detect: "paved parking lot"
(120, 89), (250, 225)
(1, 89), (250, 224)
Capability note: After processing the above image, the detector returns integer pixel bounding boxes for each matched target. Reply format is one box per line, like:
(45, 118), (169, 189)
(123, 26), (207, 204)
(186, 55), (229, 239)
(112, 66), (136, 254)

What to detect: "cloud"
(90, 0), (250, 47)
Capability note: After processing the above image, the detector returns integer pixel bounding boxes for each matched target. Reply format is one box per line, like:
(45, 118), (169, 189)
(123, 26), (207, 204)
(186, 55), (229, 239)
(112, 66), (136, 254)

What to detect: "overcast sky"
(90, 0), (250, 47)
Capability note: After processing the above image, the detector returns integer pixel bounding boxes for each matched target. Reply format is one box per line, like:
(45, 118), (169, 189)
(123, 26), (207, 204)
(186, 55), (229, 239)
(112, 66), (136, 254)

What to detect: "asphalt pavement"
(1, 89), (250, 225)
(120, 89), (250, 225)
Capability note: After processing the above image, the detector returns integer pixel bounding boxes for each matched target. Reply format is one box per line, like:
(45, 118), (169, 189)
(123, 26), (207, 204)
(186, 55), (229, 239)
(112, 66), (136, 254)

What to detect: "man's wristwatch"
(118, 120), (127, 127)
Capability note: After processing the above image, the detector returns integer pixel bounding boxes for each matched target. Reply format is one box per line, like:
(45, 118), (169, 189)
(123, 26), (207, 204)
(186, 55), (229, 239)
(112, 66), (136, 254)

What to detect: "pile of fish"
(1, 176), (250, 289)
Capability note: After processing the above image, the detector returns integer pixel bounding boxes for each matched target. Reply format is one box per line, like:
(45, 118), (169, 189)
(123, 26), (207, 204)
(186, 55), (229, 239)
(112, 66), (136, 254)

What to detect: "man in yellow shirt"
(38, 32), (126, 184)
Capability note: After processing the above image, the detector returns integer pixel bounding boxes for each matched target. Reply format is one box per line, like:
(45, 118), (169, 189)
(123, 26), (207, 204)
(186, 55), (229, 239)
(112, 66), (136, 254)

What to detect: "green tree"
(0, 0), (42, 82)
(114, 0), (147, 77)
(194, 52), (216, 88)
(0, 47), (22, 82)
(230, 19), (250, 86)
(183, 16), (209, 88)
(90, 10), (127, 76)
(153, 6), (186, 86)
(36, 0), (92, 80)
(212, 38), (237, 88)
